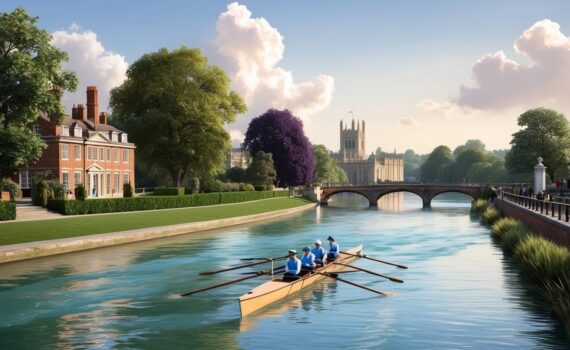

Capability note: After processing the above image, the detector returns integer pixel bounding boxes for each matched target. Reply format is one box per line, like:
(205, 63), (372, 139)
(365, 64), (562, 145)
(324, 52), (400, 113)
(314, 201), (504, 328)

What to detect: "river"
(0, 193), (568, 349)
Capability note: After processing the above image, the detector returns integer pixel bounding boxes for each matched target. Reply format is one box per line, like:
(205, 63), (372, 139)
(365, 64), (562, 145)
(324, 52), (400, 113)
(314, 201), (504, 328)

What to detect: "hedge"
(0, 201), (16, 221)
(153, 187), (185, 196)
(47, 190), (290, 215)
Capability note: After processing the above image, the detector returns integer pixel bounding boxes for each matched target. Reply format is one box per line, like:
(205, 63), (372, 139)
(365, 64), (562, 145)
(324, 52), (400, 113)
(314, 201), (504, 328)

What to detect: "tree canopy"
(312, 144), (348, 185)
(0, 7), (78, 177)
(506, 107), (570, 182)
(245, 151), (276, 189)
(110, 47), (246, 186)
(243, 109), (314, 187)
(420, 145), (453, 182)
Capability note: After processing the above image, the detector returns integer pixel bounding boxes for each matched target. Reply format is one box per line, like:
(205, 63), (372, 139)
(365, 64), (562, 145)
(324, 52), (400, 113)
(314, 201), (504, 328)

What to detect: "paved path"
(13, 199), (63, 222)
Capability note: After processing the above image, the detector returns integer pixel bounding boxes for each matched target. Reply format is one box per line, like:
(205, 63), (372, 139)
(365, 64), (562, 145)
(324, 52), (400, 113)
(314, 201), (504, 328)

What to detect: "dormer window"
(74, 127), (82, 138)
(122, 134), (128, 143)
(61, 126), (69, 137)
(111, 132), (118, 142)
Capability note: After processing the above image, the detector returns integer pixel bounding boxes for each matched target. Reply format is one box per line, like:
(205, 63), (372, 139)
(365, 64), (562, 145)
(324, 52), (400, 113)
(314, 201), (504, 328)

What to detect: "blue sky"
(3, 0), (570, 153)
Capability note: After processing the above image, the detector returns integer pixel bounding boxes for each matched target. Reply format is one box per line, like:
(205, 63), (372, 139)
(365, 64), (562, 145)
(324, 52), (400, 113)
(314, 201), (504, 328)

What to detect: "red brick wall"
(495, 198), (570, 247)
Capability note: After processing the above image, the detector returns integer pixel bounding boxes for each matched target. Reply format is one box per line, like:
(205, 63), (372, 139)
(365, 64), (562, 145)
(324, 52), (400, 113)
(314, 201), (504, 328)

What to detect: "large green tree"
(312, 144), (348, 185)
(452, 139), (486, 157)
(110, 47), (246, 186)
(245, 151), (276, 189)
(420, 145), (453, 182)
(506, 108), (570, 182)
(0, 7), (78, 177)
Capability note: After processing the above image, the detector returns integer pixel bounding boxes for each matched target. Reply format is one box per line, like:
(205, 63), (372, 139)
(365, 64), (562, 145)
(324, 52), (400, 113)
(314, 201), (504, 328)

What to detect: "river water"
(0, 193), (568, 349)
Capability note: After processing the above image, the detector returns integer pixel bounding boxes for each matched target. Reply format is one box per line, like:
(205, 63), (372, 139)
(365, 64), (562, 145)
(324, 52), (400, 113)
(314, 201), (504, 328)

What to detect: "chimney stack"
(75, 104), (85, 120)
(99, 112), (107, 125)
(86, 86), (99, 128)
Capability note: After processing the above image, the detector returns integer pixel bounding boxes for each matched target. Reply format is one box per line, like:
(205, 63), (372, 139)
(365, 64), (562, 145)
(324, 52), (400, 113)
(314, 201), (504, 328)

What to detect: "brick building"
(16, 86), (136, 198)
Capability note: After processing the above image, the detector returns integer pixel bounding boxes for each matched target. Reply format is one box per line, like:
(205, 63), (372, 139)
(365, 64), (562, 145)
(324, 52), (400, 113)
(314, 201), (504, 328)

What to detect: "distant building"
(226, 148), (249, 169)
(332, 119), (404, 184)
(15, 86), (136, 198)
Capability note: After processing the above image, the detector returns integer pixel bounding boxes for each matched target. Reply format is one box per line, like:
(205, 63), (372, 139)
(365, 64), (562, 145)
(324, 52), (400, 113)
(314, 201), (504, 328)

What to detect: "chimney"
(72, 104), (78, 119)
(86, 86), (99, 128)
(99, 112), (107, 125)
(76, 104), (85, 120)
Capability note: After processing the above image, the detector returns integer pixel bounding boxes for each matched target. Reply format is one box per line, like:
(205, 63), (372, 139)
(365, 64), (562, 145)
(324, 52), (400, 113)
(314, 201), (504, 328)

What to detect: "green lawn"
(0, 198), (311, 246)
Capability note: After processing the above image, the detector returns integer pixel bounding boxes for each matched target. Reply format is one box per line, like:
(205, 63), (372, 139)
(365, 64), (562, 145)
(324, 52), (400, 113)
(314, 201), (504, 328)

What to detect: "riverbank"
(0, 198), (315, 263)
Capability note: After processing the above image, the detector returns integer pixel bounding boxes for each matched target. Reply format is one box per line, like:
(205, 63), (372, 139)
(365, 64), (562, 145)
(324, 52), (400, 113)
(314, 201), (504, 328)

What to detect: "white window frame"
(106, 148), (111, 162)
(114, 149), (119, 163)
(100, 148), (105, 162)
(122, 134), (128, 143)
(74, 145), (81, 160)
(62, 171), (70, 191)
(122, 149), (129, 163)
(123, 171), (130, 186)
(106, 173), (111, 195)
(61, 144), (69, 160)
(19, 170), (31, 189)
(74, 127), (82, 138)
(114, 172), (120, 193)
(74, 171), (82, 187)
(61, 126), (69, 137)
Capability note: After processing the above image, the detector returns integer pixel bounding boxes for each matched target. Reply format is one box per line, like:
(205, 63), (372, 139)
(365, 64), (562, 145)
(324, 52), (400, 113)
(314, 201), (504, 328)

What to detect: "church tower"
(339, 119), (366, 161)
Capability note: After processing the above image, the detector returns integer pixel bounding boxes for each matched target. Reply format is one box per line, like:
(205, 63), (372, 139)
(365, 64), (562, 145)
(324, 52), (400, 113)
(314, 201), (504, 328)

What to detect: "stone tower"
(339, 119), (366, 161)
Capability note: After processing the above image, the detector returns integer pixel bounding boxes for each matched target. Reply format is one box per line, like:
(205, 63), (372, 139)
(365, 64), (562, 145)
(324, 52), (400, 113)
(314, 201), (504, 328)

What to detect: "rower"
(283, 250), (301, 281)
(300, 246), (316, 274)
(311, 239), (327, 266)
(327, 236), (340, 262)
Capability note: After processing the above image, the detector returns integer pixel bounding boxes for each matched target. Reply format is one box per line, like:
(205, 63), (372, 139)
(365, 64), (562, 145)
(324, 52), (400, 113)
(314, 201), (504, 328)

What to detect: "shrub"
(273, 190), (289, 197)
(123, 182), (133, 198)
(491, 218), (524, 240)
(0, 178), (21, 202)
(481, 185), (493, 200)
(481, 207), (500, 225)
(0, 201), (16, 221)
(501, 225), (532, 252)
(544, 273), (570, 335)
(472, 199), (489, 212)
(75, 184), (87, 201)
(154, 187), (185, 196)
(515, 236), (570, 283)
(47, 191), (288, 215)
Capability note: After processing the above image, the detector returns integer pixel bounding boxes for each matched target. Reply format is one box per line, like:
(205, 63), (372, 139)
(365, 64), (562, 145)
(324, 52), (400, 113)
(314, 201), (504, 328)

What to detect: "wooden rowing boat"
(238, 245), (363, 317)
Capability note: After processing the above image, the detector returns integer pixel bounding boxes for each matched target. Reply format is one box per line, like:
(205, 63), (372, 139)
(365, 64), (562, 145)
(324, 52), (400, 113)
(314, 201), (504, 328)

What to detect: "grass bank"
(473, 201), (570, 334)
(0, 197), (311, 246)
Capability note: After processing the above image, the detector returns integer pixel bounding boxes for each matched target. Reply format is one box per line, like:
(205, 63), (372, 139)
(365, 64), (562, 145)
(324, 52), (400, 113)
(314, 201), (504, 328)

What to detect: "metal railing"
(501, 191), (570, 223)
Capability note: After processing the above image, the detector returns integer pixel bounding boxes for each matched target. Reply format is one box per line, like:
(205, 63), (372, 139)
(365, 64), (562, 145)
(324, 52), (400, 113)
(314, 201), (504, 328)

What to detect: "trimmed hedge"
(154, 187), (185, 196)
(47, 190), (290, 215)
(0, 201), (16, 221)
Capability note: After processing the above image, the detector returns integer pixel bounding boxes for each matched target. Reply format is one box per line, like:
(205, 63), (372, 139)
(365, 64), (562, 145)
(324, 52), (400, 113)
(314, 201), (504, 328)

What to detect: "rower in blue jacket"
(300, 246), (316, 274)
(327, 236), (340, 261)
(283, 250), (301, 281)
(311, 239), (327, 266)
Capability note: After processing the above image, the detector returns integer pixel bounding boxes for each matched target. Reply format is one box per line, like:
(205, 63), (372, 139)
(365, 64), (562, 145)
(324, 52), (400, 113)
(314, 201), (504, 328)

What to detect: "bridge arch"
(321, 189), (372, 206)
(430, 190), (478, 202)
(375, 189), (426, 206)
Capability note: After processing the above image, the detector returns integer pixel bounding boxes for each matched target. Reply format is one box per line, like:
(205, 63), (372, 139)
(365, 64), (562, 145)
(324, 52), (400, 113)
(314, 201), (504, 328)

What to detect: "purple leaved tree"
(243, 109), (315, 187)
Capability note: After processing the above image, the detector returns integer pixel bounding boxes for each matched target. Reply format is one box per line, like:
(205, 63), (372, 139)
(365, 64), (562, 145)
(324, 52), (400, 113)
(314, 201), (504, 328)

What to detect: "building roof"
(39, 111), (125, 133)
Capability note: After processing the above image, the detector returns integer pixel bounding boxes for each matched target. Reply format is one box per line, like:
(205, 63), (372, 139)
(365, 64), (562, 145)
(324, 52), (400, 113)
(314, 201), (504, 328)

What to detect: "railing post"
(559, 203), (562, 220)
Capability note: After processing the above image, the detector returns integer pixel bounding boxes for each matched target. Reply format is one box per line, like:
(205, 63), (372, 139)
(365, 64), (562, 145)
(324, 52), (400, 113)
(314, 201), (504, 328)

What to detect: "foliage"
(74, 184), (86, 201)
(0, 201), (16, 221)
(403, 149), (427, 180)
(0, 8), (78, 177)
(491, 217), (524, 240)
(154, 187), (185, 196)
(454, 149), (487, 181)
(245, 151), (276, 189)
(0, 178), (21, 202)
(452, 139), (486, 157)
(471, 199), (489, 212)
(515, 236), (569, 283)
(123, 182), (133, 198)
(481, 207), (500, 225)
(240, 183), (255, 191)
(226, 166), (246, 183)
(544, 274), (570, 334)
(243, 109), (314, 187)
(110, 47), (246, 186)
(500, 225), (531, 252)
(505, 108), (570, 182)
(312, 144), (348, 185)
(47, 191), (289, 215)
(420, 145), (453, 182)
(33, 178), (64, 207)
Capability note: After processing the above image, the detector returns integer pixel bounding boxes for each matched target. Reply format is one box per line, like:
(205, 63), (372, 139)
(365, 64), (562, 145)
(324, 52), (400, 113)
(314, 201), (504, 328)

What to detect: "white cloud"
(213, 2), (335, 131)
(399, 117), (420, 127)
(229, 129), (245, 148)
(51, 25), (128, 112)
(416, 99), (476, 118)
(422, 19), (570, 113)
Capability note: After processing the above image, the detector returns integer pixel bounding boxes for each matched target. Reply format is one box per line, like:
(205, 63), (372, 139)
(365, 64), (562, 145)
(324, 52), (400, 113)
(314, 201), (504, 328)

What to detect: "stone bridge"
(320, 184), (484, 208)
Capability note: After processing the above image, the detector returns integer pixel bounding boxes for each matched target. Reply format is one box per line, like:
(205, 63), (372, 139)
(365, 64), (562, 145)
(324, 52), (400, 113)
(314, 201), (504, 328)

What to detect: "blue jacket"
(311, 247), (327, 261)
(285, 257), (301, 275)
(301, 253), (316, 268)
(329, 242), (340, 257)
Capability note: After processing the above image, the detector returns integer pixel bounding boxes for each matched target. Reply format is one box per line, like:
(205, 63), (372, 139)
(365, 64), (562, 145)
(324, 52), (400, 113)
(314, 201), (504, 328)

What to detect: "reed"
(544, 273), (570, 335)
(481, 207), (500, 225)
(500, 225), (531, 252)
(491, 217), (523, 240)
(472, 199), (489, 212)
(514, 236), (570, 283)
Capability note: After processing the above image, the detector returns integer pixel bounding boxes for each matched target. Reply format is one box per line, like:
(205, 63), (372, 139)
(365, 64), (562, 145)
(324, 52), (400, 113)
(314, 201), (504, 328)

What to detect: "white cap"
(314, 239), (322, 245)
(288, 249), (297, 254)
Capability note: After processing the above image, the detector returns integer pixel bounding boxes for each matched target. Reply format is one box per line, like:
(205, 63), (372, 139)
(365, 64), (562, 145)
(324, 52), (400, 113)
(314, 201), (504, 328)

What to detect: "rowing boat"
(238, 245), (363, 317)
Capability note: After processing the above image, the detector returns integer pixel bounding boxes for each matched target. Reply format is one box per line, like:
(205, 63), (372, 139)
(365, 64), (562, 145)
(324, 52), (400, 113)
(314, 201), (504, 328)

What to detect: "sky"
(3, 0), (570, 154)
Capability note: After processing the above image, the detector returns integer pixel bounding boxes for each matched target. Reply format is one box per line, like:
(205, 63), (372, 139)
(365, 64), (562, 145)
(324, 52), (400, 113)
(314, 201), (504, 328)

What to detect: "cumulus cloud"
(213, 2), (335, 133)
(51, 25), (128, 112)
(399, 117), (420, 127)
(421, 19), (570, 113)
(229, 129), (245, 148)
(417, 99), (476, 118)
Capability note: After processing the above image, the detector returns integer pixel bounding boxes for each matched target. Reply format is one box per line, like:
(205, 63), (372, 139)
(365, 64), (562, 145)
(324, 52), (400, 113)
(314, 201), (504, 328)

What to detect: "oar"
(199, 255), (288, 276)
(317, 272), (387, 296)
(240, 256), (288, 261)
(333, 262), (404, 283)
(181, 267), (276, 297)
(241, 266), (285, 275)
(341, 251), (408, 269)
